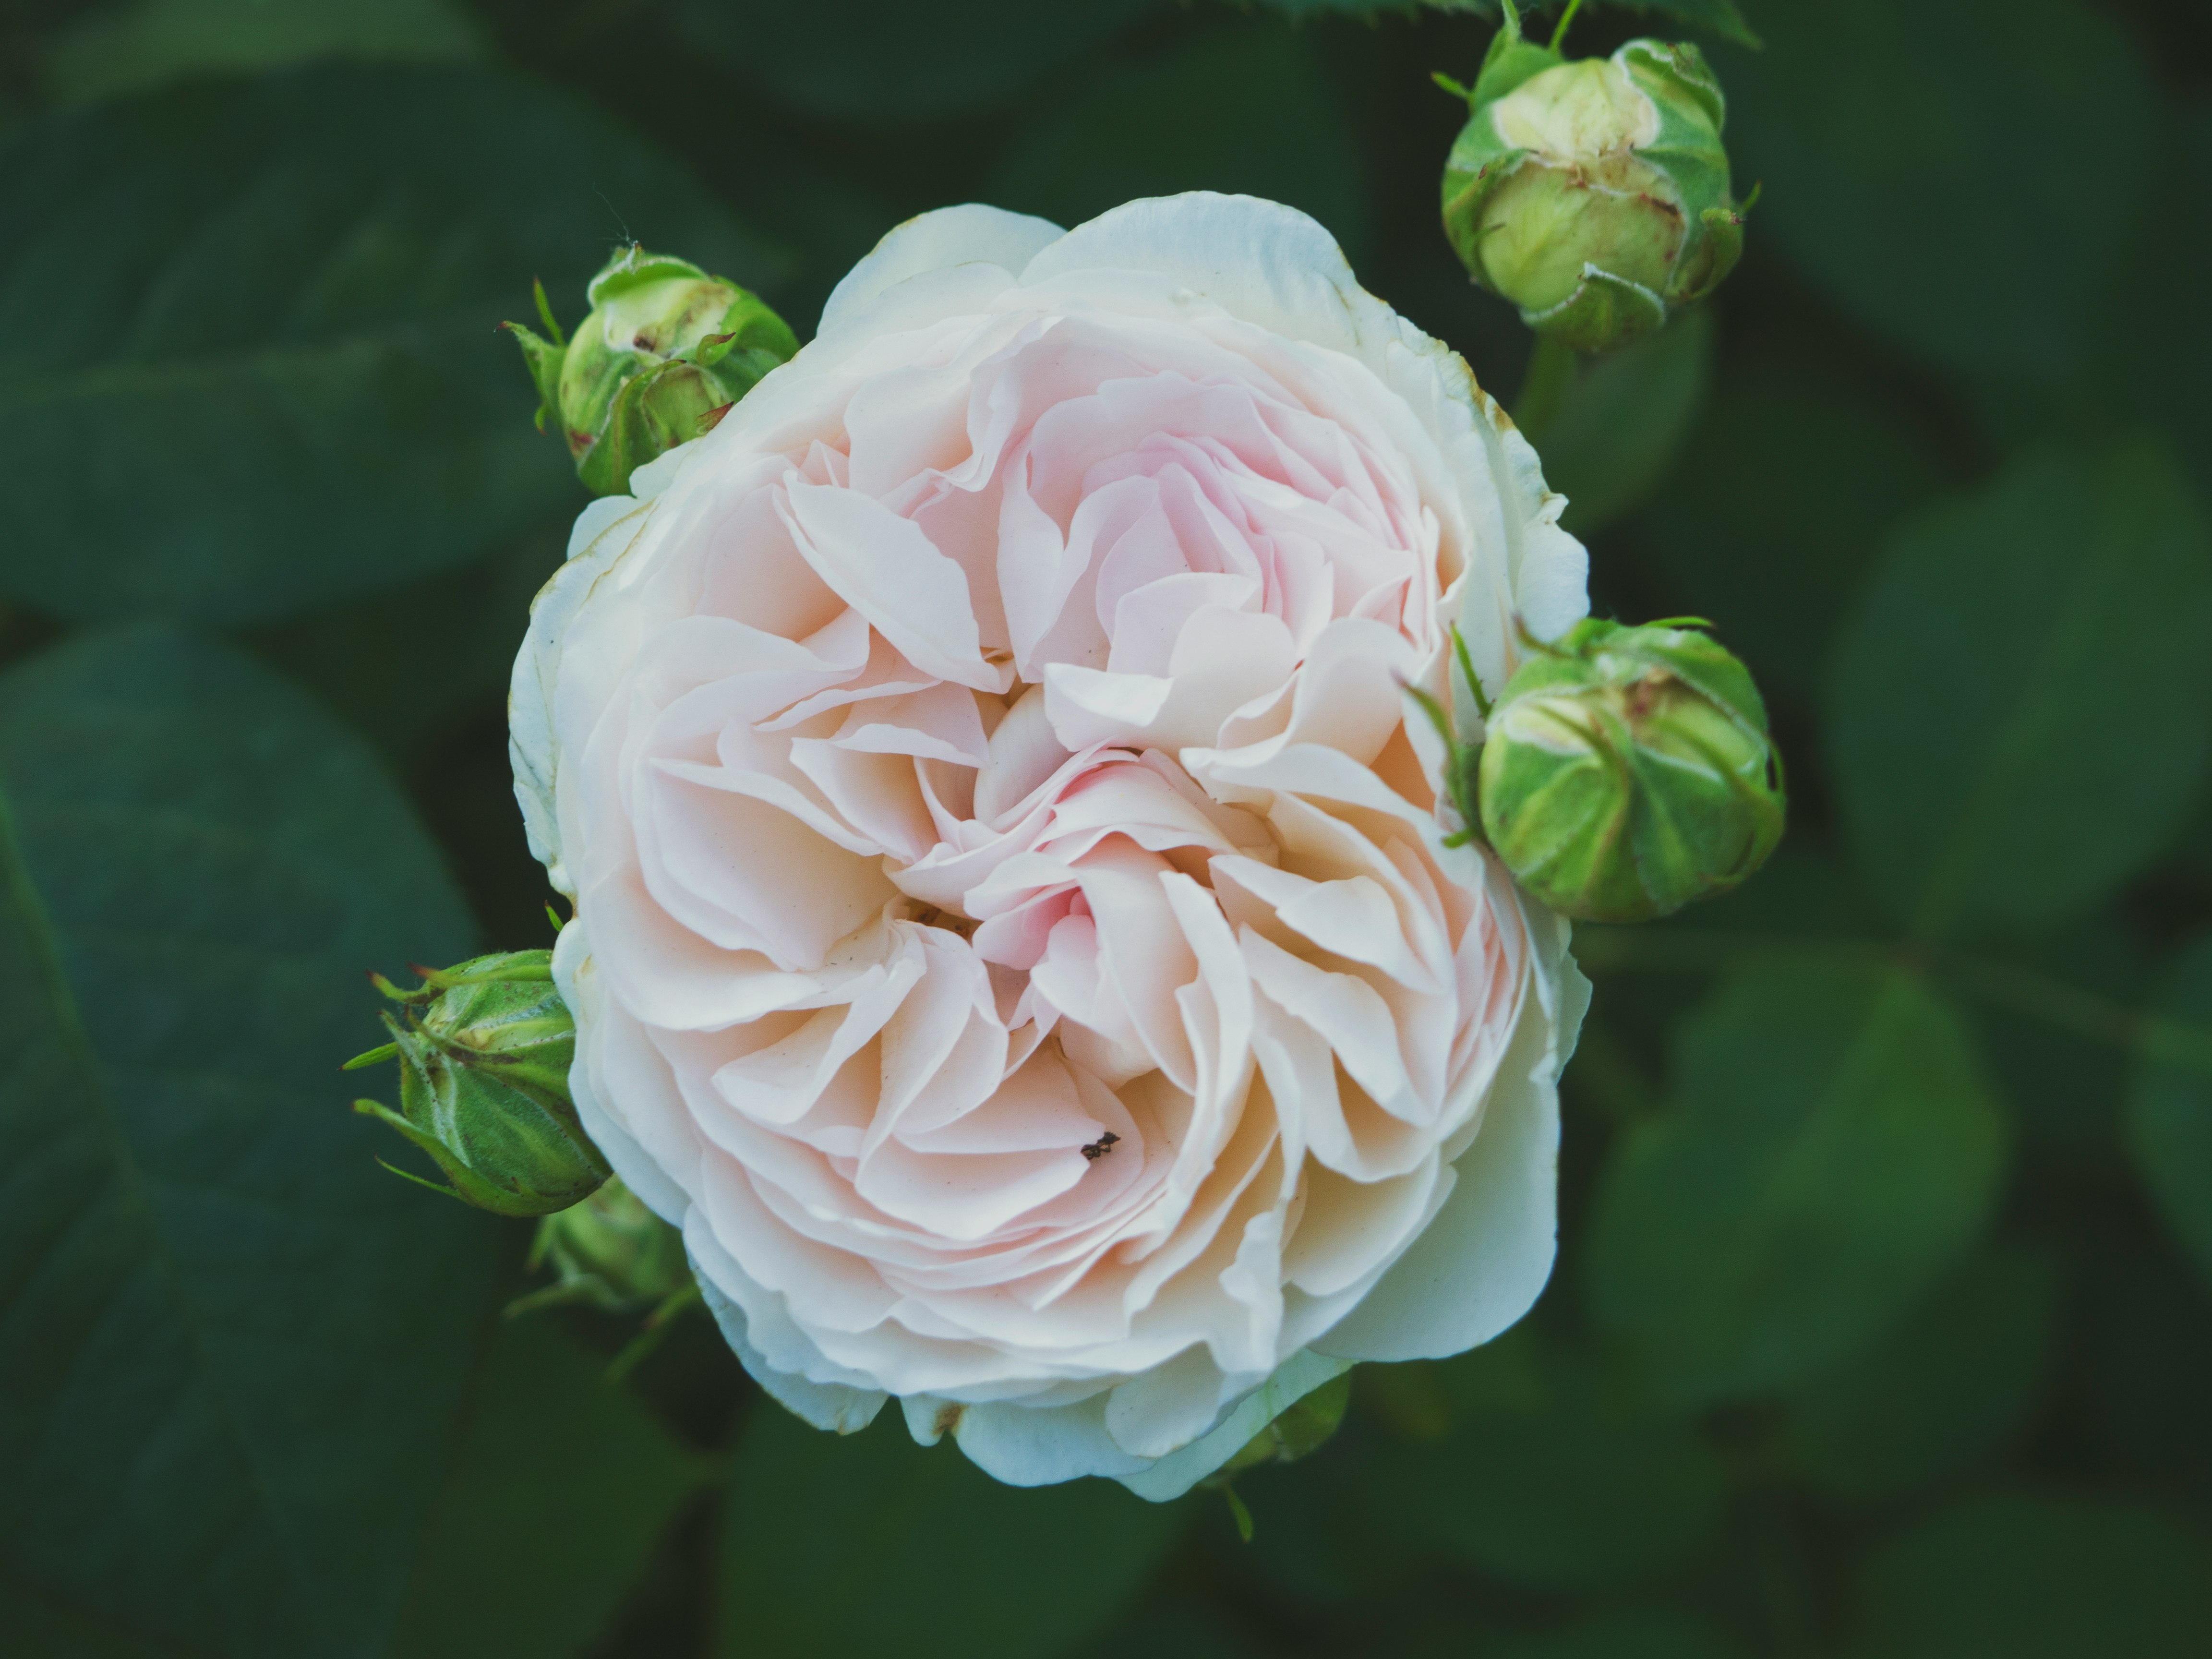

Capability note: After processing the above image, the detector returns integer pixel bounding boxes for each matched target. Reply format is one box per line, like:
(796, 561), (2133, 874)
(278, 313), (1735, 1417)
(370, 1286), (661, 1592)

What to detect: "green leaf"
(1848, 1495), (2212, 1659)
(1586, 963), (2008, 1405)
(1363, 1330), (1725, 1591)
(1525, 308), (1713, 536)
(1827, 440), (2212, 941)
(392, 1317), (706, 1659)
(43, 0), (485, 106)
(717, 1406), (1182, 1659)
(671, 0), (1163, 122)
(1777, 1245), (2060, 1506)
(1720, 0), (2151, 378)
(2125, 934), (2212, 1288)
(1638, 365), (1950, 707)
(0, 64), (787, 625)
(0, 624), (502, 1656)
(985, 21), (1371, 268)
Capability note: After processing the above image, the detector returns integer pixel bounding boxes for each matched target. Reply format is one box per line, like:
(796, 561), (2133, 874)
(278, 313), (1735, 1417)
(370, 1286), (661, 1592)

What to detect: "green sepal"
(1621, 38), (1726, 133)
(352, 1098), (571, 1218)
(1441, 139), (1530, 289)
(1521, 265), (1669, 352)
(1684, 200), (1749, 306)
(576, 357), (749, 497)
(505, 321), (565, 433)
(584, 244), (715, 309)
(693, 288), (800, 372)
(1475, 0), (1563, 108)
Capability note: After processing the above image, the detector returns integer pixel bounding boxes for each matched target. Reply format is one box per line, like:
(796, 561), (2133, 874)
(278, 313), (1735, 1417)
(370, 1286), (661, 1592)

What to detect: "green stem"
(1548, 0), (1585, 53)
(1513, 334), (1578, 442)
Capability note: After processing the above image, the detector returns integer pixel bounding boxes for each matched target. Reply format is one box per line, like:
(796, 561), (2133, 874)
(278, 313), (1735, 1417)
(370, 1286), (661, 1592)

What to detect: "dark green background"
(5, 0), (2212, 1654)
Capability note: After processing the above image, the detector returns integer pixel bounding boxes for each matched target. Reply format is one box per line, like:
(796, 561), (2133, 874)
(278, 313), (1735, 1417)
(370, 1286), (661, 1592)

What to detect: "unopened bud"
(508, 1176), (691, 1318)
(507, 245), (798, 496)
(346, 950), (608, 1216)
(1478, 619), (1784, 922)
(1440, 3), (1746, 351)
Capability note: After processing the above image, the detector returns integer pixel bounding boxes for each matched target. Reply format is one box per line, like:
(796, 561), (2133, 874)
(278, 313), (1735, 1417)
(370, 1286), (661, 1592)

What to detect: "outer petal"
(1020, 192), (1421, 373)
(1117, 1350), (1353, 1501)
(1312, 907), (1589, 1361)
(819, 203), (1065, 340)
(509, 467), (680, 895)
(697, 1271), (888, 1435)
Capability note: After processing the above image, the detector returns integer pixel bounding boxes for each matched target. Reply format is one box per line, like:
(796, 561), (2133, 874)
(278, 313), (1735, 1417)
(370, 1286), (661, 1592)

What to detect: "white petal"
(820, 203), (1064, 339)
(1312, 913), (1588, 1361)
(1114, 1349), (1353, 1502)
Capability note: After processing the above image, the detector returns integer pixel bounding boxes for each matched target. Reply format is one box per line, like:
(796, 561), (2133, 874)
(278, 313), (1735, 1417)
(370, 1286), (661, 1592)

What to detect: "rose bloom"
(512, 193), (1590, 1497)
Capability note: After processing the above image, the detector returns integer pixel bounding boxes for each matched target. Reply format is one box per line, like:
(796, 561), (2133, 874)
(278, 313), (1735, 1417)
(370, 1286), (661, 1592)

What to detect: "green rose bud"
(1439, 1), (1747, 351)
(506, 1176), (692, 1320)
(1477, 618), (1784, 923)
(1210, 1371), (1354, 1484)
(345, 950), (610, 1217)
(506, 244), (799, 496)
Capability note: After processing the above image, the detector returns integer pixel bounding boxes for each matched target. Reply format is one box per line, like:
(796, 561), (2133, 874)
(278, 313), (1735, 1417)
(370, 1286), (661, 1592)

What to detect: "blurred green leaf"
(672, 0), (1162, 122)
(2089, 102), (2212, 507)
(0, 63), (785, 625)
(1212, 1430), (1423, 1612)
(1638, 365), (1949, 706)
(1828, 440), (2212, 941)
(1528, 310), (1712, 536)
(393, 1316), (706, 1659)
(1722, 0), (2152, 379)
(1777, 1245), (2059, 1506)
(1253, 0), (1756, 45)
(44, 0), (485, 105)
(1077, 1590), (1267, 1659)
(1587, 963), (2008, 1405)
(0, 1571), (190, 1659)
(2079, 1238), (2212, 1507)
(986, 22), (1371, 267)
(1961, 917), (2143, 1167)
(1365, 1330), (1725, 1591)
(244, 523), (563, 772)
(717, 1406), (1183, 1659)
(0, 624), (501, 1658)
(2125, 934), (2212, 1287)
(1848, 1494), (2212, 1659)
(1489, 1609), (1745, 1659)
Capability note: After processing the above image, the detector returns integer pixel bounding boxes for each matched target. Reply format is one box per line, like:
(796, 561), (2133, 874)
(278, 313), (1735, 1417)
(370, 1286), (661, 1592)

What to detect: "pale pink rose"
(511, 194), (1589, 1497)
